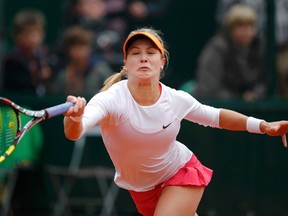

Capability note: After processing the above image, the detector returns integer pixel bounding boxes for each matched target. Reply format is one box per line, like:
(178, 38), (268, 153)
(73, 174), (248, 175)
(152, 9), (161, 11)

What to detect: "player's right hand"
(64, 95), (86, 119)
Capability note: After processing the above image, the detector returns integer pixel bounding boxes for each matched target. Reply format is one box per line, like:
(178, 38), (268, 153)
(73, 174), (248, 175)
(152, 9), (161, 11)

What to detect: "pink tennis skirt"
(129, 154), (213, 216)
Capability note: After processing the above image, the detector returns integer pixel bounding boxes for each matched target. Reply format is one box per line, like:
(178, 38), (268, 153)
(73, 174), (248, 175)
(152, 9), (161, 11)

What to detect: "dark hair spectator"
(51, 26), (114, 97)
(59, 0), (126, 71)
(1, 9), (53, 96)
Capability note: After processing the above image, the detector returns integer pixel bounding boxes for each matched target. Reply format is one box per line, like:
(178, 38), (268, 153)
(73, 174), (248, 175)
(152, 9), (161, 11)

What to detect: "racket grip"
(45, 102), (74, 119)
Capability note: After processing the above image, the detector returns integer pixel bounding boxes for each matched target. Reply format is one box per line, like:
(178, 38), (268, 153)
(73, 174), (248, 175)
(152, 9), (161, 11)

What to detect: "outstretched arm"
(219, 109), (288, 147)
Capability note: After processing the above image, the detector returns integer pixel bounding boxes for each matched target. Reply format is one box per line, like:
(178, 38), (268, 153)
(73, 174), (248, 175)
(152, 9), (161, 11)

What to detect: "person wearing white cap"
(63, 27), (288, 216)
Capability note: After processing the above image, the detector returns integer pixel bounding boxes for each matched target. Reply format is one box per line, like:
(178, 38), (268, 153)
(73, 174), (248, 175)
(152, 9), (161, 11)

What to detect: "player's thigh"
(154, 185), (204, 216)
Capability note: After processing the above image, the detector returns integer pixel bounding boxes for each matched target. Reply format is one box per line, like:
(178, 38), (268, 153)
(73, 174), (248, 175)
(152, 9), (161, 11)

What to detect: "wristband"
(69, 115), (83, 122)
(246, 117), (264, 134)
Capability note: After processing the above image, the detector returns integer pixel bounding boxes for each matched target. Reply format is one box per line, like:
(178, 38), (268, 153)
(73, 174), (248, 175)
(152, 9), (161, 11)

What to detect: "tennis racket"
(0, 97), (74, 163)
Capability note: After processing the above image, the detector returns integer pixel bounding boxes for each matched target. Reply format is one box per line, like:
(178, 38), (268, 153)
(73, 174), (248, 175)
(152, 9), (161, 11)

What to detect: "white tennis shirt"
(81, 80), (220, 191)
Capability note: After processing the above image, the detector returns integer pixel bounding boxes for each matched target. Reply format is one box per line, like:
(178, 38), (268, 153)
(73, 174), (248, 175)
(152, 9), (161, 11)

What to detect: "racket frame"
(0, 97), (73, 162)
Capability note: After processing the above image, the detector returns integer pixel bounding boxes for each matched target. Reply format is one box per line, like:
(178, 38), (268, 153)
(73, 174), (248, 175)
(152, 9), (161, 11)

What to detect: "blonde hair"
(224, 4), (257, 29)
(100, 27), (169, 92)
(100, 68), (126, 92)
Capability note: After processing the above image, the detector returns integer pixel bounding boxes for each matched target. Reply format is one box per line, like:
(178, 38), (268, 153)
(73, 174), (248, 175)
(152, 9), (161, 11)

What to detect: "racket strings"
(0, 104), (19, 156)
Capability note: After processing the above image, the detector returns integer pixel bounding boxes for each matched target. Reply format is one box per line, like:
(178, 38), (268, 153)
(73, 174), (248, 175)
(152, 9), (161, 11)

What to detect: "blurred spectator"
(105, 0), (171, 31)
(278, 44), (288, 97)
(60, 0), (126, 71)
(216, 0), (288, 48)
(0, 1), (5, 90)
(216, 0), (288, 97)
(193, 4), (267, 101)
(275, 0), (288, 97)
(1, 9), (53, 96)
(125, 0), (170, 31)
(51, 26), (114, 97)
(57, 0), (170, 73)
(216, 0), (266, 40)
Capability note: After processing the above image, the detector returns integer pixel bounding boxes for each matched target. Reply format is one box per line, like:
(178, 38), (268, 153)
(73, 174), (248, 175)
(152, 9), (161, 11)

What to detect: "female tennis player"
(63, 27), (288, 216)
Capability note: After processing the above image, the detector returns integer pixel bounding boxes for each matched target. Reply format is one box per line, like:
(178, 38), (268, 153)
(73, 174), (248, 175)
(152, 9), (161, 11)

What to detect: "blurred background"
(0, 0), (288, 215)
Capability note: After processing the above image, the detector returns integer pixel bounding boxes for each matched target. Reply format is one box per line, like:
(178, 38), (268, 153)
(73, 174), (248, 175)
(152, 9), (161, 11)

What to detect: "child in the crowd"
(2, 9), (53, 96)
(51, 26), (114, 97)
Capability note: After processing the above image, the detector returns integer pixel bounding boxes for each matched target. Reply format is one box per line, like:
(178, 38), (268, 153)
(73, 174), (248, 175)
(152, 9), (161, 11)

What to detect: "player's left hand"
(261, 121), (288, 147)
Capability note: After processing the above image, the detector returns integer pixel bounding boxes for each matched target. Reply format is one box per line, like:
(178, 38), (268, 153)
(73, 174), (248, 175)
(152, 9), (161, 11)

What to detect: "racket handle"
(45, 102), (74, 119)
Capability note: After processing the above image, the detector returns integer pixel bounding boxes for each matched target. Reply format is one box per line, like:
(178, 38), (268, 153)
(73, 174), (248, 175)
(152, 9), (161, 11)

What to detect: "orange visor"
(123, 32), (165, 59)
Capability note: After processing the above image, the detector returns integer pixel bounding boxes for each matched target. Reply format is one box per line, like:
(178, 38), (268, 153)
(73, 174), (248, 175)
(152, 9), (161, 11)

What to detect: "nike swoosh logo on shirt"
(162, 122), (172, 129)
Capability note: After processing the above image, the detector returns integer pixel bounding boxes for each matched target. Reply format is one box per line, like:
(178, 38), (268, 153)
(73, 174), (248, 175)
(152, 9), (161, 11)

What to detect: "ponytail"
(100, 68), (125, 92)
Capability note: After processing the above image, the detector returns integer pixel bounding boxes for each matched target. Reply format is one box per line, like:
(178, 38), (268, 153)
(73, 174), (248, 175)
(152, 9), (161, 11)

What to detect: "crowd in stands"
(0, 0), (287, 100)
(0, 0), (171, 99)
